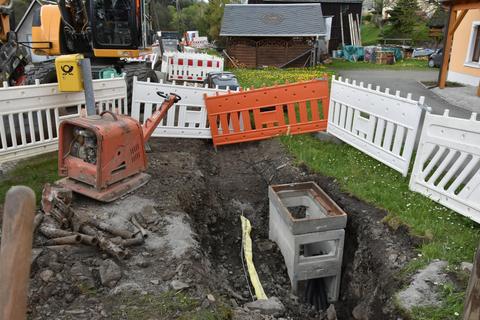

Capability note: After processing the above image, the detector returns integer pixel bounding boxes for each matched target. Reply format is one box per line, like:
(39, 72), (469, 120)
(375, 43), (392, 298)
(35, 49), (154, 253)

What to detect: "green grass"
(0, 152), (58, 204)
(361, 22), (382, 46)
(328, 58), (430, 70)
(235, 67), (480, 320)
(108, 292), (232, 320)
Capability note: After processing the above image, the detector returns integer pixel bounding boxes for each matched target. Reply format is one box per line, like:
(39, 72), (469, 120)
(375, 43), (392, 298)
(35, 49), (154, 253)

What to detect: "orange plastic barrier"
(204, 78), (329, 147)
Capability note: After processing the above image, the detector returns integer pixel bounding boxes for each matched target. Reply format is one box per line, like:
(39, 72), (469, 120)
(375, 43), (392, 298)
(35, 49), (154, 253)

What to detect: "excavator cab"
(32, 0), (152, 59)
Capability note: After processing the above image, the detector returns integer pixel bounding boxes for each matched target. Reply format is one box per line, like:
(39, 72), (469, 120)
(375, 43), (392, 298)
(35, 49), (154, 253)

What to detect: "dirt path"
(26, 137), (417, 319)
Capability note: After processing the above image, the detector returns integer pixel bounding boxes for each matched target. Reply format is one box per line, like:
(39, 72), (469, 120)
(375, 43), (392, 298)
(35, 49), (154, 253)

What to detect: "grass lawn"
(0, 153), (58, 204)
(235, 67), (480, 320)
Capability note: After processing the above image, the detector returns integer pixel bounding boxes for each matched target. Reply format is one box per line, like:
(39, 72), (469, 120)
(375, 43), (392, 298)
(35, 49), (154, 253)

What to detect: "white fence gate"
(0, 78), (127, 163)
(327, 76), (428, 176)
(409, 111), (480, 223)
(130, 77), (239, 139)
(161, 52), (224, 82)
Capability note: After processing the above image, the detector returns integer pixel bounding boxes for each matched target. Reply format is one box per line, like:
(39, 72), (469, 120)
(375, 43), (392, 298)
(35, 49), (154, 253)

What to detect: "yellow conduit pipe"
(240, 215), (268, 300)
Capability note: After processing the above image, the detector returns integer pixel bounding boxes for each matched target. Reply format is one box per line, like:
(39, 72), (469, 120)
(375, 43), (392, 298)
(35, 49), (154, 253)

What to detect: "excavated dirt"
(22, 137), (418, 319)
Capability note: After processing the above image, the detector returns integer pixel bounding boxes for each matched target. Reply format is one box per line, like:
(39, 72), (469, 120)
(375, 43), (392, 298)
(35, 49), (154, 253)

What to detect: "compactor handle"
(156, 92), (181, 103)
(100, 110), (119, 121)
(142, 93), (182, 142)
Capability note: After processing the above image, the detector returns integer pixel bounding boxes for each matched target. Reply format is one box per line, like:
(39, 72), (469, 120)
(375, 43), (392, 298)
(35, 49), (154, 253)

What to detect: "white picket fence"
(130, 77), (239, 139)
(327, 76), (428, 177)
(160, 52), (224, 82)
(409, 110), (480, 223)
(0, 78), (127, 163)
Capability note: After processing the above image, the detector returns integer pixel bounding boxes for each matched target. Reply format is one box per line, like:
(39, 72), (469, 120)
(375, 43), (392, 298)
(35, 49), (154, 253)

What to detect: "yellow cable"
(240, 216), (268, 300)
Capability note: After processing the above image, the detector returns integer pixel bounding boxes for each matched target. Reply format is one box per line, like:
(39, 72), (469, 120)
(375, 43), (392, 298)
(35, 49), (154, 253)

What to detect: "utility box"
(55, 54), (84, 92)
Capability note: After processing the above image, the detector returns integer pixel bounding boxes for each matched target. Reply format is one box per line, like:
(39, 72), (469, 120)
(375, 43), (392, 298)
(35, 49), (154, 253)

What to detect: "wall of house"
(448, 9), (480, 86)
(226, 37), (312, 68)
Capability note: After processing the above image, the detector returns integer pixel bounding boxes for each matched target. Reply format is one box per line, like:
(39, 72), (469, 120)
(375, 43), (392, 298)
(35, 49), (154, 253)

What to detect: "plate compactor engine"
(57, 93), (181, 202)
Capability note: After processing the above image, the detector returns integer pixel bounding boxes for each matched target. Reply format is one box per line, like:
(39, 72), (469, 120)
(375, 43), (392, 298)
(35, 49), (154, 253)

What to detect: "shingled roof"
(220, 4), (327, 37)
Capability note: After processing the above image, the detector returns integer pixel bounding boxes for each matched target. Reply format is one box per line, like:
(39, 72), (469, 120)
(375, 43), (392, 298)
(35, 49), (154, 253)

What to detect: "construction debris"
(37, 183), (150, 259)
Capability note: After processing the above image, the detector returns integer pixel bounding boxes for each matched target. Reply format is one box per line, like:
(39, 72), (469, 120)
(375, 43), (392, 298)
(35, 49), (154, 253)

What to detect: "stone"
(71, 262), (95, 289)
(396, 260), (449, 311)
(326, 304), (337, 320)
(39, 269), (54, 282)
(352, 303), (369, 320)
(244, 297), (285, 316)
(170, 280), (190, 290)
(150, 279), (160, 285)
(314, 131), (344, 145)
(207, 294), (216, 302)
(257, 240), (275, 252)
(99, 259), (122, 288)
(461, 262), (473, 274)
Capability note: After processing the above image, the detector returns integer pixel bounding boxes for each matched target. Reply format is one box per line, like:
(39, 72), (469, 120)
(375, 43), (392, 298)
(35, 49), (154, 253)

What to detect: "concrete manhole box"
(268, 182), (347, 234)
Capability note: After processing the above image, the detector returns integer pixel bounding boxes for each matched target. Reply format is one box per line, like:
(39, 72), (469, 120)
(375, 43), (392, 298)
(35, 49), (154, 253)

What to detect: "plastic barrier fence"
(409, 111), (480, 224)
(327, 76), (427, 176)
(131, 77), (238, 139)
(0, 78), (127, 163)
(204, 79), (329, 147)
(161, 52), (224, 82)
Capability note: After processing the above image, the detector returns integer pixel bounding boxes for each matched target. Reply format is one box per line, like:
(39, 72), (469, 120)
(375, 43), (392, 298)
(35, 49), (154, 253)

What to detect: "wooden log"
(463, 244), (480, 320)
(0, 186), (36, 320)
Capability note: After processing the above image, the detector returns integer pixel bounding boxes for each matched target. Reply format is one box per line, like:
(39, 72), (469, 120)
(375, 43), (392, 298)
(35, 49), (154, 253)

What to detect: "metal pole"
(80, 58), (96, 116)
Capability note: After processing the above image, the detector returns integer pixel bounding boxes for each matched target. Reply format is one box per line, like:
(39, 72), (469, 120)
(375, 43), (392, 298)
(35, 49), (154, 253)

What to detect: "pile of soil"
(20, 137), (417, 319)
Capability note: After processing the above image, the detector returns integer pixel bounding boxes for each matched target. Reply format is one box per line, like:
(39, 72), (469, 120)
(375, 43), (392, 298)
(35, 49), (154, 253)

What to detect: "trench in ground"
(171, 138), (416, 319)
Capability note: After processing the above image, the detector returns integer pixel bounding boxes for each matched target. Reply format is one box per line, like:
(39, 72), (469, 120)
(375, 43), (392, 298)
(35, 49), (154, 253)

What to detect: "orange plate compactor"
(57, 93), (181, 202)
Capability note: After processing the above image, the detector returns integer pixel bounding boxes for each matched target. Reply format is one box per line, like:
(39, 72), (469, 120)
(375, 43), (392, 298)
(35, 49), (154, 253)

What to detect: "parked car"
(428, 48), (443, 68)
(204, 72), (239, 90)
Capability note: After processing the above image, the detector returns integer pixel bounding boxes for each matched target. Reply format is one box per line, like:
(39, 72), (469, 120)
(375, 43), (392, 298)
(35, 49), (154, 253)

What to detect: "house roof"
(220, 4), (327, 37)
(14, 0), (43, 33)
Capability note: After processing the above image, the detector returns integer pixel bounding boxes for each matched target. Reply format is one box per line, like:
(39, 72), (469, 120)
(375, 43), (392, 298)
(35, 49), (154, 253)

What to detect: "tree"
(384, 0), (423, 38)
(204, 0), (241, 41)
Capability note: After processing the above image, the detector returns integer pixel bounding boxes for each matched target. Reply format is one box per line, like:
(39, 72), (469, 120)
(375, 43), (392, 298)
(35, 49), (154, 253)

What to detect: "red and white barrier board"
(161, 52), (224, 82)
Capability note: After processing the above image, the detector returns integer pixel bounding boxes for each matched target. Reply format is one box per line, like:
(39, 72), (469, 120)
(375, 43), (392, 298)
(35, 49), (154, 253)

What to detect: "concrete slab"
(431, 85), (480, 114)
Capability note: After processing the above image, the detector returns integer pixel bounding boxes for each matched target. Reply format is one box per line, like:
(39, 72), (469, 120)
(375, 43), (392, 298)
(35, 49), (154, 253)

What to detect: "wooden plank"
(439, 8), (457, 89)
(449, 10), (469, 36)
(463, 244), (480, 320)
(0, 186), (36, 320)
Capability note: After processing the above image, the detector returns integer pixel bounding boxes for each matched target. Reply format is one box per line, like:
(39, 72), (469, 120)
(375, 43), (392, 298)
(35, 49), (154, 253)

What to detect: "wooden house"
(439, 0), (480, 91)
(220, 3), (328, 68)
(248, 0), (364, 52)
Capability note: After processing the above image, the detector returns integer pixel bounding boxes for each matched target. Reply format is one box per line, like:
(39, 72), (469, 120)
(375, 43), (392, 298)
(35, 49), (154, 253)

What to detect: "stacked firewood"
(34, 184), (147, 259)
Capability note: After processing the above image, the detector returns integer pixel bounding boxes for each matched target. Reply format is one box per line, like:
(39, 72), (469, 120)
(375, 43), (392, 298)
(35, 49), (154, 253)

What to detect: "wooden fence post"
(0, 186), (36, 320)
(463, 244), (480, 320)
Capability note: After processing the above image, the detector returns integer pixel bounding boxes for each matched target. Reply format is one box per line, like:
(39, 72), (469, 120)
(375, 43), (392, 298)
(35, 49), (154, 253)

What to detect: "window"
(466, 22), (480, 67)
(472, 26), (480, 63)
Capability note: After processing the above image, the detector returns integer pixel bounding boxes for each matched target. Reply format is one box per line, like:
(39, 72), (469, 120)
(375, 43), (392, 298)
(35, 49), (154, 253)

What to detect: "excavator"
(0, 0), (29, 86)
(29, 0), (158, 88)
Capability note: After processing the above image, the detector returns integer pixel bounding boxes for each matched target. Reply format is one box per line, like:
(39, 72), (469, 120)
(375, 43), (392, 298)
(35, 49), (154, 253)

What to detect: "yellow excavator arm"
(0, 0), (12, 42)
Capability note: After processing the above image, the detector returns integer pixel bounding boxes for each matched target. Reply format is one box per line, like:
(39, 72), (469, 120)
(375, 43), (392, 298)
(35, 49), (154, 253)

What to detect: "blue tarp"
(342, 45), (365, 62)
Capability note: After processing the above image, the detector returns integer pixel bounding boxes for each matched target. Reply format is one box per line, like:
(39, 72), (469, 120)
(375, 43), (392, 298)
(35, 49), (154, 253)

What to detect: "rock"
(134, 257), (150, 268)
(314, 132), (344, 145)
(150, 279), (160, 285)
(207, 294), (216, 302)
(396, 260), (449, 311)
(71, 262), (95, 289)
(327, 304), (337, 320)
(352, 303), (369, 320)
(244, 297), (285, 316)
(170, 280), (189, 290)
(257, 240), (275, 252)
(461, 262), (473, 274)
(99, 259), (122, 288)
(39, 269), (54, 282)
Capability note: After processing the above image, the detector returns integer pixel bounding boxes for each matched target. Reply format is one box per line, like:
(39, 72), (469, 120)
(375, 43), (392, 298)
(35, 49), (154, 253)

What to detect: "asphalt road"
(335, 69), (472, 119)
